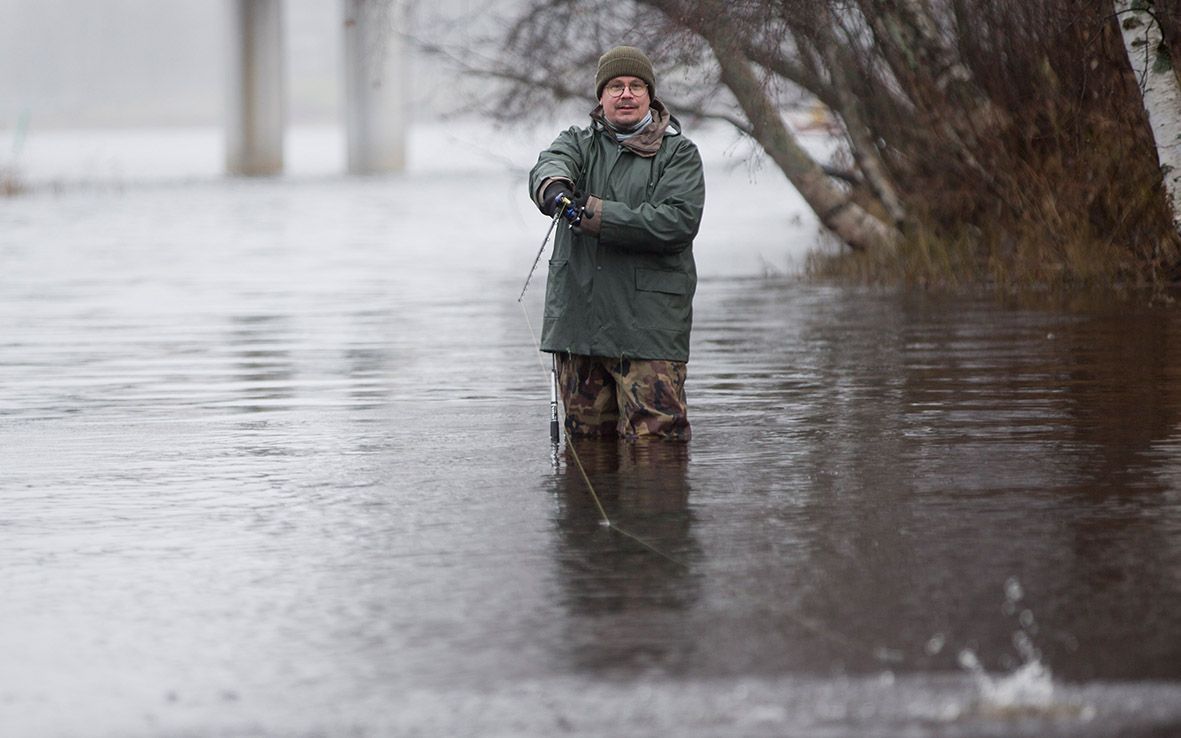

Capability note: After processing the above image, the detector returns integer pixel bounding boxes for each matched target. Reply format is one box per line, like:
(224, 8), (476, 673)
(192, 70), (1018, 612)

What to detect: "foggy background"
(0, 0), (567, 183)
(0, 0), (505, 128)
(0, 0), (802, 278)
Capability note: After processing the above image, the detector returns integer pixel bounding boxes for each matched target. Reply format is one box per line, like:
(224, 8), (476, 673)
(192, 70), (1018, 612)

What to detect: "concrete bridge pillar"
(226, 0), (285, 176)
(342, 0), (407, 174)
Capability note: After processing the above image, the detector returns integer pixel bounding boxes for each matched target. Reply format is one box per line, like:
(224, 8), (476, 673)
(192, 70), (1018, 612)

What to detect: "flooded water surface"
(3, 153), (1181, 736)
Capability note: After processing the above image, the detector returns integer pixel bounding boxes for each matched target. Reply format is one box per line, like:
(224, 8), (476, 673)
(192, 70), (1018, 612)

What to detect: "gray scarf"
(607, 111), (654, 141)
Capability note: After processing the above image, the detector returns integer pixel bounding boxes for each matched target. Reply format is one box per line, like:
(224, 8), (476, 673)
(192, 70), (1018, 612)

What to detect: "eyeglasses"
(604, 81), (649, 98)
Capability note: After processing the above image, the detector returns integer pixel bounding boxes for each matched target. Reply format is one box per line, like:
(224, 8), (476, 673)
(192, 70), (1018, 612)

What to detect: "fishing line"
(517, 213), (686, 567)
(518, 297), (651, 548)
(518, 209), (564, 303)
(515, 215), (894, 662)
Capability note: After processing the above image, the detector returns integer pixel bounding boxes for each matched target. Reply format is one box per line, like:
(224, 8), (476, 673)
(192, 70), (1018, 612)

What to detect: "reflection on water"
(2, 175), (1181, 736)
(228, 314), (296, 415)
(552, 441), (701, 674)
(688, 286), (1181, 685)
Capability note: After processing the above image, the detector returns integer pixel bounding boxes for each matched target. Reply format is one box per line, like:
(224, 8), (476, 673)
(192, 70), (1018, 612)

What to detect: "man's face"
(600, 75), (651, 129)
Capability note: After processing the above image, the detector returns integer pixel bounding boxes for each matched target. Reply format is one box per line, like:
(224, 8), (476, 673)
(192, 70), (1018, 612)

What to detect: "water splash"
(958, 647), (1054, 711)
(1004, 575), (1024, 607)
(925, 632), (946, 656)
(956, 577), (1057, 714)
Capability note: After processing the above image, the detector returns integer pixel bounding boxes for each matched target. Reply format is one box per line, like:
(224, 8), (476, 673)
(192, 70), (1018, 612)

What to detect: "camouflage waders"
(555, 353), (691, 441)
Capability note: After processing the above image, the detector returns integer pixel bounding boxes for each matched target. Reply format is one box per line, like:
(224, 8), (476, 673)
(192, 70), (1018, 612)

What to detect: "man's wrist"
(577, 195), (604, 236)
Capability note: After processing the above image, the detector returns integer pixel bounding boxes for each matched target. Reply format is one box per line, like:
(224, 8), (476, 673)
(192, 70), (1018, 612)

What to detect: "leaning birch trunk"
(819, 26), (907, 226)
(704, 36), (899, 252)
(638, 0), (899, 252)
(1116, 0), (1181, 227)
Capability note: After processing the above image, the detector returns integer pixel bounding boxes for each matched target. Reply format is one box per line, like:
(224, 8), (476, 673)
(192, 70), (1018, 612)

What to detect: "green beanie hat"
(595, 46), (656, 99)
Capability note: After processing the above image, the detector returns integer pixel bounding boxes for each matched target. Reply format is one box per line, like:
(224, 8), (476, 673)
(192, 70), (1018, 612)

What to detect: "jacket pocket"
(544, 259), (569, 318)
(633, 268), (691, 334)
(634, 268), (689, 295)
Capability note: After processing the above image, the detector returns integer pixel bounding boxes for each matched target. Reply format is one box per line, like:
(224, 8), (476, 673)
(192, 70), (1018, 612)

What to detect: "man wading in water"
(529, 46), (706, 442)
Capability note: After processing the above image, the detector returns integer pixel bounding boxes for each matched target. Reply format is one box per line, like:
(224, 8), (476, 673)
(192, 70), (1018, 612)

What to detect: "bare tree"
(652, 0), (901, 253)
(439, 0), (1181, 285)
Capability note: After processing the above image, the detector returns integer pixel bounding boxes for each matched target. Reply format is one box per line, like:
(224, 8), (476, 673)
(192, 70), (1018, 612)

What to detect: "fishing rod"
(549, 355), (560, 444)
(517, 195), (579, 303)
(519, 194), (582, 445)
(517, 210), (561, 304)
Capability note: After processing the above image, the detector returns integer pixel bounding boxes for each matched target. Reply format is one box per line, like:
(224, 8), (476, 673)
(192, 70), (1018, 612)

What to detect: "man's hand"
(561, 193), (590, 227)
(540, 181), (575, 217)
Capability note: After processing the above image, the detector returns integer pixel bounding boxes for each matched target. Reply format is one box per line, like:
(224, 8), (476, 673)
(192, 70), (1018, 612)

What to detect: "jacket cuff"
(578, 195), (604, 237)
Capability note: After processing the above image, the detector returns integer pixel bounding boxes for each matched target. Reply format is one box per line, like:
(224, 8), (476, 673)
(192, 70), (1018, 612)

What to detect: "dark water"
(3, 173), (1181, 736)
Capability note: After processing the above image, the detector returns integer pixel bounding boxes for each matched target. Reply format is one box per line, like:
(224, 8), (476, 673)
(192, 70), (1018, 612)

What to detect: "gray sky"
(0, 0), (506, 130)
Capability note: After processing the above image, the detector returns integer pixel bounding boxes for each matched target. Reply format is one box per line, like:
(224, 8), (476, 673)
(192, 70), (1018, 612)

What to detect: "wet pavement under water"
(3, 167), (1181, 737)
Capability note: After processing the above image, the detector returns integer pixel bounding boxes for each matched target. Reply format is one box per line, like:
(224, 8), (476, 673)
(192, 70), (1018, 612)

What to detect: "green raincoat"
(529, 101), (706, 362)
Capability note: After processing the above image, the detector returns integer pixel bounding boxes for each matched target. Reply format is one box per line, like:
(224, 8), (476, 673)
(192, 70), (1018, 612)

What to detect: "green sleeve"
(528, 127), (585, 205)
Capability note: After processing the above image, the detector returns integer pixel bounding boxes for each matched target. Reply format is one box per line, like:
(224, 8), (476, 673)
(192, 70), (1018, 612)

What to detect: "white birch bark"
(1117, 0), (1181, 226)
(711, 39), (899, 253)
(821, 37), (908, 225)
(697, 16), (900, 252)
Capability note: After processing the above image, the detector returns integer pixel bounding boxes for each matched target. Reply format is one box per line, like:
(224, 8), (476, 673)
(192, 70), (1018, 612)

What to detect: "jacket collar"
(591, 99), (674, 158)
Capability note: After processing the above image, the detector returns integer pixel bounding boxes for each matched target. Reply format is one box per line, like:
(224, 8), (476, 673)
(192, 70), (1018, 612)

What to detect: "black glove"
(540, 181), (575, 217)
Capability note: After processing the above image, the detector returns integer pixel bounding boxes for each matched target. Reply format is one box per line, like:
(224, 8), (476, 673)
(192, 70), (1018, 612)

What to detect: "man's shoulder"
(542, 123), (596, 153)
(556, 122), (596, 139)
(661, 120), (700, 157)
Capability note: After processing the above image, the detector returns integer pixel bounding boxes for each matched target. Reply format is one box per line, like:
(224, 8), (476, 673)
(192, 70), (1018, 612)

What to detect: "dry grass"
(807, 0), (1181, 291)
